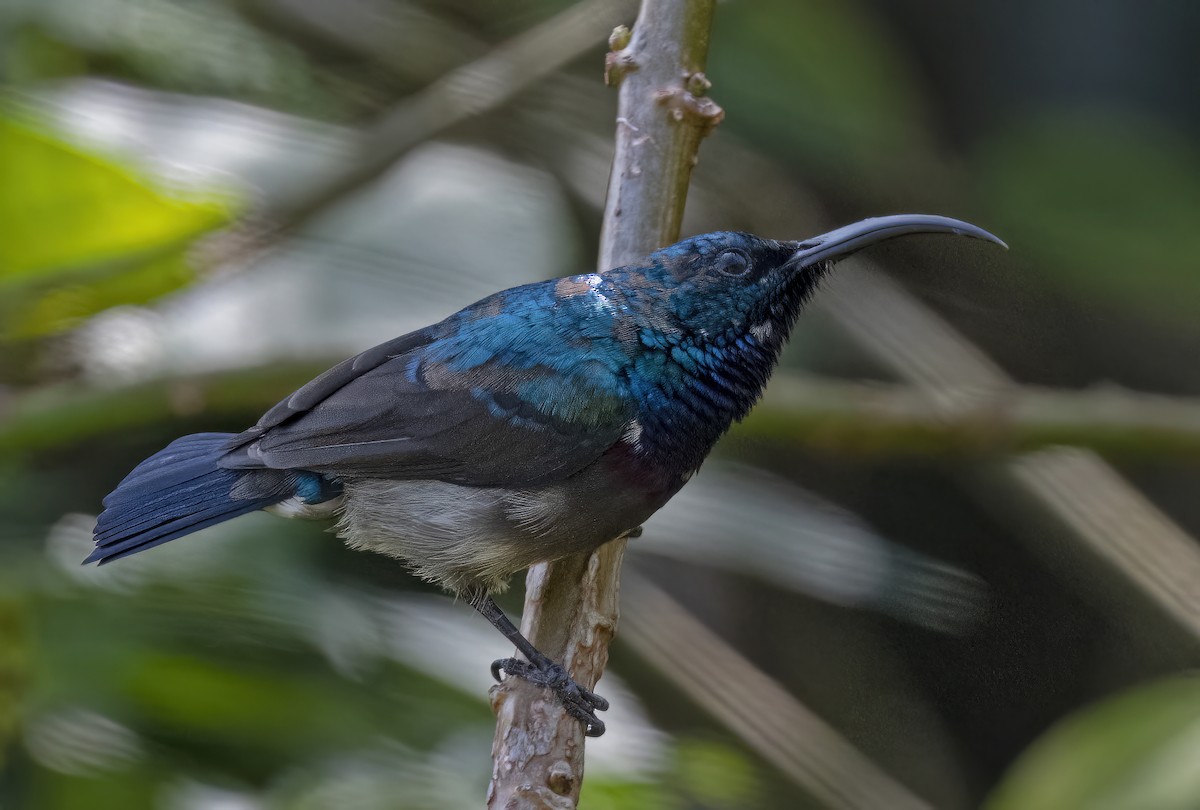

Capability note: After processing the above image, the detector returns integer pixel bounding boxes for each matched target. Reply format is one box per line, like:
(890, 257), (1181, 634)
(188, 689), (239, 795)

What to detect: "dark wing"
(221, 326), (636, 488)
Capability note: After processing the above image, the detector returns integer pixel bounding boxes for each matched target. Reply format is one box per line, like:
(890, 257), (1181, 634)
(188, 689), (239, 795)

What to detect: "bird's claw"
(491, 657), (609, 736)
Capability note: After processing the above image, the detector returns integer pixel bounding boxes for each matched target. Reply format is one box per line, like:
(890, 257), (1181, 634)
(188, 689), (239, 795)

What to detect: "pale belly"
(332, 472), (670, 594)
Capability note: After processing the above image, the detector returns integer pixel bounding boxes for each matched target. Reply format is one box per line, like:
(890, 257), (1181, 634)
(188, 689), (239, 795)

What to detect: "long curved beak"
(787, 215), (1007, 269)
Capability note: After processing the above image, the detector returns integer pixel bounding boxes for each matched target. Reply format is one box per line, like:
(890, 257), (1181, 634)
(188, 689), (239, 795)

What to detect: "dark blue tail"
(87, 433), (292, 564)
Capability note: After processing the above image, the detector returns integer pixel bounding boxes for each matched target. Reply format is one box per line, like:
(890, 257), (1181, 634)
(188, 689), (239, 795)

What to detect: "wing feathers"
(220, 316), (634, 488)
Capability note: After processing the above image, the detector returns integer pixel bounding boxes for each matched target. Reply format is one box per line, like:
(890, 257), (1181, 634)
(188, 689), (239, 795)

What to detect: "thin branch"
(488, 2), (722, 807)
(595, 2), (723, 269)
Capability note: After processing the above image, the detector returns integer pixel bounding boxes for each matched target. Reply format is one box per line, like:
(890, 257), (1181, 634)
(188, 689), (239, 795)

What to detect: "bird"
(87, 214), (1005, 736)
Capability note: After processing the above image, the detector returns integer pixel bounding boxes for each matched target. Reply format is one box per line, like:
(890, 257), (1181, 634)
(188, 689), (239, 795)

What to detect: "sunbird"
(89, 215), (1004, 736)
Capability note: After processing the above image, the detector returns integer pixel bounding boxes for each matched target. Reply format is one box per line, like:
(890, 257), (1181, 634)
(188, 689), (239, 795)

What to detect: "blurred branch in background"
(991, 450), (1200, 654)
(8, 366), (1200, 459)
(238, 0), (484, 85)
(745, 375), (1200, 459)
(821, 267), (1200, 656)
(621, 574), (933, 810)
(0, 364), (322, 454)
(640, 462), (987, 635)
(231, 0), (638, 246)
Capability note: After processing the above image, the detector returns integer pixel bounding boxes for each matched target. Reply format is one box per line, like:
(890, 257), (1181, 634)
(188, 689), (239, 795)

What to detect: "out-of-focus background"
(2, 0), (1199, 807)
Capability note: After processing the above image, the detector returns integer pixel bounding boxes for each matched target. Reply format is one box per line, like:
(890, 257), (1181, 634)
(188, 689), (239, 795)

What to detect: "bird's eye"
(715, 251), (750, 277)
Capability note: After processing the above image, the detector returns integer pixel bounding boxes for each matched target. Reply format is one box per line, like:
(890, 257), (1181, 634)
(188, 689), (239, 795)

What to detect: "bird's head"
(624, 215), (1006, 349)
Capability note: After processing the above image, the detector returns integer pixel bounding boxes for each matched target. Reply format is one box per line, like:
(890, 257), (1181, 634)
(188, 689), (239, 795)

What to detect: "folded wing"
(221, 318), (636, 488)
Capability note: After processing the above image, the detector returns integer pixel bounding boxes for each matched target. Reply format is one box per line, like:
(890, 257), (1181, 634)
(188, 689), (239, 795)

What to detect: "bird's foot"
(491, 657), (609, 737)
(625, 525), (644, 539)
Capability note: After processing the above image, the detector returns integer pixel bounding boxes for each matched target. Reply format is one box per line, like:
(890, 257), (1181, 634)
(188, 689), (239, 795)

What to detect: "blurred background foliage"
(0, 116), (234, 341)
(1, 0), (1198, 808)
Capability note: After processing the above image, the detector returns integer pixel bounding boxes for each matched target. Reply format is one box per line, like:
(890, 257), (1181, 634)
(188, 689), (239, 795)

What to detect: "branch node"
(654, 85), (725, 131)
(547, 761), (576, 796)
(605, 46), (639, 87)
(684, 70), (712, 96)
(608, 23), (633, 50)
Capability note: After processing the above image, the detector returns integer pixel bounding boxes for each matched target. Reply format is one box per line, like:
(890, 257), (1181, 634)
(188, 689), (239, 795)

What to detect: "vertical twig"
(596, 0), (724, 270)
(487, 2), (722, 807)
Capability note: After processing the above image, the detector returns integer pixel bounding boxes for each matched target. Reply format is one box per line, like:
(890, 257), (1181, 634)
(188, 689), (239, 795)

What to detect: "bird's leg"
(467, 589), (609, 737)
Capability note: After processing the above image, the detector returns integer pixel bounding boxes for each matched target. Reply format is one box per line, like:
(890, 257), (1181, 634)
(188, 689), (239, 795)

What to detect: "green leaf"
(0, 116), (235, 339)
(986, 675), (1200, 810)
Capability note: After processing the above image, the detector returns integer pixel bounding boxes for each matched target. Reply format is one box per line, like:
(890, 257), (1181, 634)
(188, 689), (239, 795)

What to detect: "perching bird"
(88, 215), (1004, 736)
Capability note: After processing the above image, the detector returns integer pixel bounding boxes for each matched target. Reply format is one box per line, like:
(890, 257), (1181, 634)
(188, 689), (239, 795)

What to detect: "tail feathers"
(88, 433), (291, 565)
